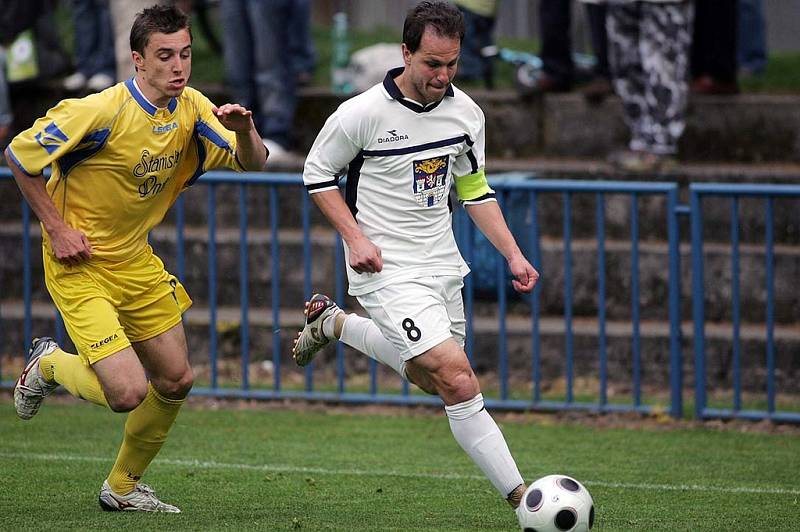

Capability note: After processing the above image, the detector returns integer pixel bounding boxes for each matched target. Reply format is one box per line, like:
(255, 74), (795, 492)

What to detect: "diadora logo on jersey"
(378, 129), (409, 144)
(34, 122), (69, 155)
(412, 155), (449, 207)
(152, 122), (178, 134)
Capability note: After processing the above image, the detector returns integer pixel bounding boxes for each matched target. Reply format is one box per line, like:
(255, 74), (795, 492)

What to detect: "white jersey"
(304, 68), (495, 295)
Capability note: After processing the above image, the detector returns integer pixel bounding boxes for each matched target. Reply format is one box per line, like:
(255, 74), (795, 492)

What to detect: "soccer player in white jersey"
(295, 0), (539, 518)
(6, 5), (268, 512)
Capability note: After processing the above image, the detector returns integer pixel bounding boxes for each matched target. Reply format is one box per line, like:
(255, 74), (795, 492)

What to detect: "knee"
(155, 367), (194, 399)
(107, 383), (148, 412)
(436, 367), (479, 403)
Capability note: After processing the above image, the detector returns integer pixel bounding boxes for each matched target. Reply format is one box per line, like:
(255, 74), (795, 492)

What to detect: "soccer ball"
(516, 474), (595, 532)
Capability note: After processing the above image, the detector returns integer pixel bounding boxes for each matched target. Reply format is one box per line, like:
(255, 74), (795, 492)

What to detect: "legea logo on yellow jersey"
(153, 122), (178, 134)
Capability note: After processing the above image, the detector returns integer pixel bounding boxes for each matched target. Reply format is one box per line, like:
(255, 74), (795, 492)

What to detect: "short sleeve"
(303, 110), (362, 194)
(7, 94), (109, 176)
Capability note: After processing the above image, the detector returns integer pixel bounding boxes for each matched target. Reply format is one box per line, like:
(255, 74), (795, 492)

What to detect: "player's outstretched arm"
(212, 103), (267, 171)
(310, 189), (383, 274)
(4, 148), (92, 265)
(465, 201), (539, 293)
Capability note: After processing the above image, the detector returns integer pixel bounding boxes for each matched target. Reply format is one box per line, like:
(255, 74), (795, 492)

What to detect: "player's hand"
(508, 255), (539, 293)
(347, 235), (383, 274)
(48, 225), (92, 266)
(212, 104), (254, 132)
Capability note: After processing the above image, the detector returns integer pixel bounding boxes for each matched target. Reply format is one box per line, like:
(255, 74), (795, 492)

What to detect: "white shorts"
(356, 275), (466, 361)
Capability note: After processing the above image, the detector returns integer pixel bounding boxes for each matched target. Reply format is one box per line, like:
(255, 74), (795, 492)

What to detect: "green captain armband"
(454, 168), (492, 201)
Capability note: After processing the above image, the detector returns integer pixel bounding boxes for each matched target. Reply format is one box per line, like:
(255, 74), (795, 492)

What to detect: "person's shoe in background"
(691, 75), (739, 95)
(581, 76), (613, 105)
(62, 72), (87, 91)
(87, 73), (114, 92)
(608, 149), (677, 173)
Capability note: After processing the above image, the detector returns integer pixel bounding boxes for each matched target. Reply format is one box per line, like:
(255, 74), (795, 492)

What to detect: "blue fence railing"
(2, 167), (798, 422)
(690, 183), (800, 424)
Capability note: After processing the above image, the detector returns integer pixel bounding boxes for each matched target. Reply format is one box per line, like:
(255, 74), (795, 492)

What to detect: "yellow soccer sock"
(107, 383), (185, 495)
(40, 348), (109, 408)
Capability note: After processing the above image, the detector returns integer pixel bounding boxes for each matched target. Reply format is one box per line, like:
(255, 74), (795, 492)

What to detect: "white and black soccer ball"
(516, 474), (595, 532)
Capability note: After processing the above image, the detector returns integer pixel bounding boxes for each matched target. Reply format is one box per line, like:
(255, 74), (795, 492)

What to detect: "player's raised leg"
(292, 293), (434, 390)
(14, 335), (112, 420)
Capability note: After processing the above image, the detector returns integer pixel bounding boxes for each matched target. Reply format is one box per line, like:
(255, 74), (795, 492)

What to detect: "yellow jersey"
(7, 79), (244, 261)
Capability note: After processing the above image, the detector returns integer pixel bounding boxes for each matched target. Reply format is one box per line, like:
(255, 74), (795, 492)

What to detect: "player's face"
(132, 29), (192, 107)
(401, 27), (460, 105)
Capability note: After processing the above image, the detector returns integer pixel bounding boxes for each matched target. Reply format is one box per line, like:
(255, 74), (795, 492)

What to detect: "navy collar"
(125, 78), (178, 115)
(382, 67), (454, 113)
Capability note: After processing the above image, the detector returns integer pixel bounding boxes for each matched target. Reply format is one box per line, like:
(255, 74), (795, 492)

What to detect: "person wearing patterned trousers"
(605, 0), (693, 172)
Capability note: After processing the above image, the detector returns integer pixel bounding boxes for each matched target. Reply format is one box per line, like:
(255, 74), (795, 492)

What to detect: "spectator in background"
(531, 0), (611, 101)
(737, 0), (766, 77)
(109, 1), (169, 81)
(691, 0), (739, 94)
(221, 0), (311, 165)
(0, 47), (12, 149)
(606, 0), (693, 173)
(62, 0), (116, 92)
(288, 0), (316, 86)
(452, 0), (498, 88)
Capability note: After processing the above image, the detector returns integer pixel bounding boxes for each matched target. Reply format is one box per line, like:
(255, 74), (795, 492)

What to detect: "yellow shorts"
(43, 245), (192, 365)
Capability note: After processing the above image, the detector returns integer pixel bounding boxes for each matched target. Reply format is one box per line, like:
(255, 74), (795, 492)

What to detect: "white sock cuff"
(322, 311), (343, 340)
(444, 393), (484, 421)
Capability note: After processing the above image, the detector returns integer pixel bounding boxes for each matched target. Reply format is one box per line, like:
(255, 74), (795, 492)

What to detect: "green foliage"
(1, 400), (798, 530)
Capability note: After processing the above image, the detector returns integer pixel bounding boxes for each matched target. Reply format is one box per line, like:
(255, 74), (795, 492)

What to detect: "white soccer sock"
(338, 314), (407, 378)
(321, 311), (341, 340)
(445, 393), (524, 499)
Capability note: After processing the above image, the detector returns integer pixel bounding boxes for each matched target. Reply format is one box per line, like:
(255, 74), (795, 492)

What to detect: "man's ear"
(132, 51), (145, 71)
(401, 43), (412, 66)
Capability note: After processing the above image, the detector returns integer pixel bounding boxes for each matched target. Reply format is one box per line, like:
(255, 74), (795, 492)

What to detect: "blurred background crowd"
(0, 0), (794, 171)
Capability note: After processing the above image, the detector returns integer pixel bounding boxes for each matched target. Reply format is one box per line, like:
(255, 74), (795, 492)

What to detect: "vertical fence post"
(630, 193), (641, 408)
(730, 196), (741, 412)
(335, 234), (345, 394)
(690, 188), (706, 420)
(765, 197), (775, 414)
(596, 193), (607, 410)
(239, 185), (250, 391)
(667, 187), (682, 418)
(208, 184), (218, 389)
(496, 190), (508, 401)
(270, 187), (281, 392)
(302, 190), (314, 393)
(563, 192), (573, 403)
(530, 190), (541, 403)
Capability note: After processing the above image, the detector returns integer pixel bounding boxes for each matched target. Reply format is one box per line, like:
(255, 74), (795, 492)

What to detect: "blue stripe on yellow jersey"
(8, 79), (244, 261)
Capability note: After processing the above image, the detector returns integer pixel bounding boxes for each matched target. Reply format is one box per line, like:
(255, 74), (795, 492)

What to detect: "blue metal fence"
(2, 168), (798, 421)
(690, 183), (800, 423)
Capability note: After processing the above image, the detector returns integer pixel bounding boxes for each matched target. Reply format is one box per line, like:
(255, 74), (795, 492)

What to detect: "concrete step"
(3, 222), (799, 325)
(2, 300), (798, 393)
(7, 83), (800, 164)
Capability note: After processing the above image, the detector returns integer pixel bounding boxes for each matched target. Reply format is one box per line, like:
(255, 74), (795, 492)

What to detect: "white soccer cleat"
(98, 480), (181, 513)
(292, 293), (342, 367)
(14, 337), (60, 420)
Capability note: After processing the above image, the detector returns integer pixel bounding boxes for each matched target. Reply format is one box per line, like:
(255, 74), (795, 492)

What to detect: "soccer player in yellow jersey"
(5, 5), (268, 512)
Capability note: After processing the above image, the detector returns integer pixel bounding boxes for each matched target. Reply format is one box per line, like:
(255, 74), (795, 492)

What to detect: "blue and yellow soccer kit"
(7, 79), (245, 363)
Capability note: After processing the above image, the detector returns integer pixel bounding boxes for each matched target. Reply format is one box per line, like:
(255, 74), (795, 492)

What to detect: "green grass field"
(1, 398), (798, 531)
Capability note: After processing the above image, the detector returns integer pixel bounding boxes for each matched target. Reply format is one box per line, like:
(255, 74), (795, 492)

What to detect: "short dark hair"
(130, 4), (192, 55)
(402, 1), (465, 53)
